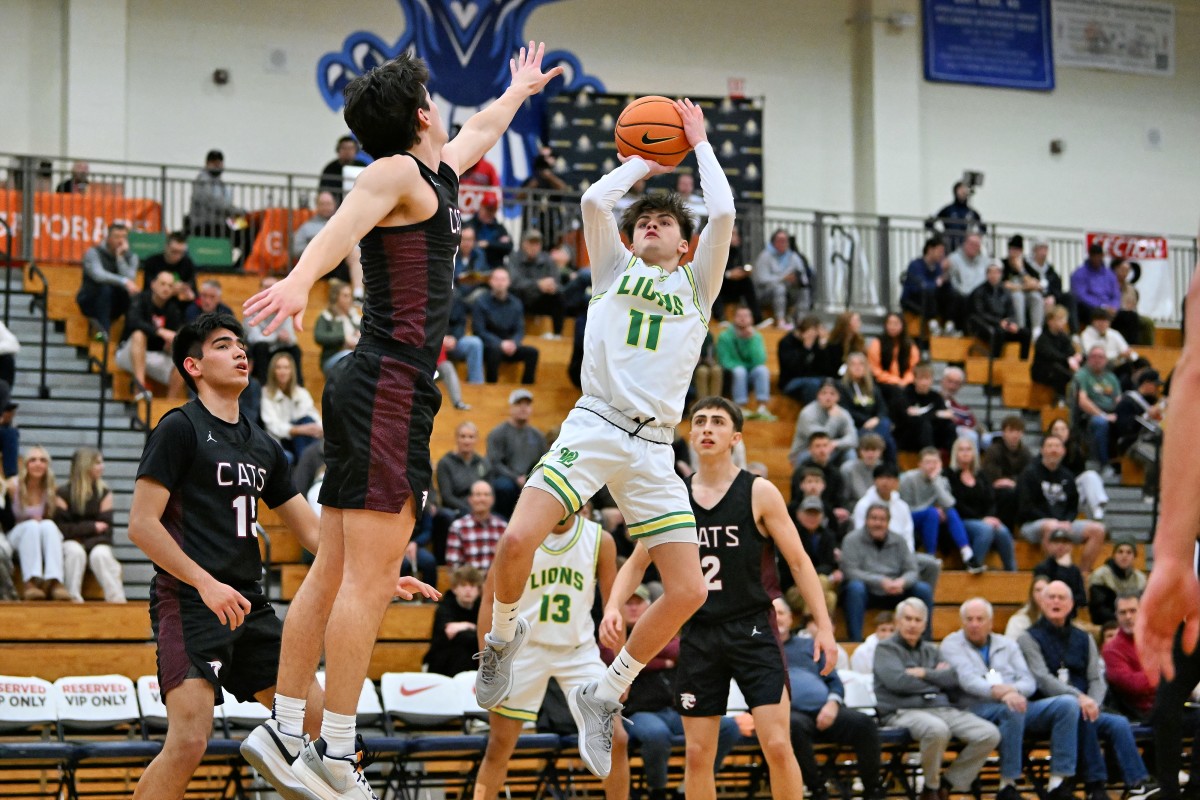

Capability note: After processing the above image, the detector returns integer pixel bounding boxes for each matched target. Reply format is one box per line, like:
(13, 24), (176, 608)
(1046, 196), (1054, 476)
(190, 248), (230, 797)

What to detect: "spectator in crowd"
(674, 172), (707, 225)
(459, 146), (499, 195)
(0, 525), (14, 599)
(932, 181), (985, 253)
(1046, 418), (1108, 521)
(1031, 306), (1080, 398)
(240, 352), (263, 428)
(867, 312), (920, 406)
(792, 465), (840, 529)
(608, 585), (739, 800)
(902, 237), (957, 336)
(77, 222), (140, 333)
(510, 229), (565, 339)
(849, 611), (894, 674)
(874, 597), (1001, 799)
(940, 598), (1080, 800)
(434, 343), (469, 411)
(1001, 235), (1047, 335)
(140, 231), (197, 302)
(840, 434), (886, 507)
(445, 295), (484, 386)
(713, 227), (760, 323)
(1071, 244), (1121, 326)
(401, 509), (439, 592)
(1005, 575), (1049, 640)
(1111, 258), (1155, 345)
(486, 389), (547, 517)
(778, 315), (835, 405)
(56, 447), (124, 603)
(1017, 435), (1106, 572)
(1074, 345), (1121, 477)
(453, 226), (490, 298)
(291, 191), (363, 294)
(474, 268), (538, 384)
(891, 362), (956, 454)
(314, 278), (361, 374)
(245, 275), (304, 386)
(260, 352), (322, 462)
(317, 135), (367, 200)
(1088, 539), (1146, 627)
(849, 463), (942, 592)
(947, 233), (989, 308)
(1031, 530), (1087, 615)
(840, 504), (935, 641)
(1114, 369), (1163, 499)
(519, 146), (568, 243)
(185, 278), (234, 323)
(0, 387), (18, 479)
(423, 565), (483, 676)
(787, 496), (841, 619)
(900, 447), (979, 570)
(444, 480), (505, 571)
(790, 433), (850, 522)
(982, 415), (1032, 532)
(0, 322), (19, 389)
(1026, 239), (1072, 327)
(775, 598), (883, 800)
(7, 446), (69, 601)
(969, 261), (1031, 359)
(55, 161), (89, 194)
(467, 195), (513, 269)
(791, 379), (856, 467)
(1080, 308), (1138, 372)
(187, 149), (247, 249)
(435, 421), (492, 518)
(938, 366), (981, 449)
(717, 306), (774, 420)
(948, 436), (1016, 571)
(825, 310), (865, 373)
(754, 228), (807, 329)
(114, 270), (186, 400)
(838, 352), (895, 462)
(1018, 581), (1156, 800)
(690, 330), (723, 404)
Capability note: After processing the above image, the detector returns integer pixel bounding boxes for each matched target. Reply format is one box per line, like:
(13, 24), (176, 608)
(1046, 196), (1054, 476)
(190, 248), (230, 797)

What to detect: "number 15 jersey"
(136, 400), (298, 593)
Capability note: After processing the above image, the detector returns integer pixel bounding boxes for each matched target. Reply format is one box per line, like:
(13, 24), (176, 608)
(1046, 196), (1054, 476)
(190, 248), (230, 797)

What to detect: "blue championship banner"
(923, 0), (1055, 91)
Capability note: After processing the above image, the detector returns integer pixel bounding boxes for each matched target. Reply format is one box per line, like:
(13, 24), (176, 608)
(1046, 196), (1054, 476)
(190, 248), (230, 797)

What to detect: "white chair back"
(316, 672), (383, 725)
(54, 675), (139, 729)
(725, 679), (748, 715)
(0, 675), (56, 730)
(380, 672), (461, 726)
(135, 676), (168, 728)
(452, 670), (486, 718)
(838, 670), (877, 714)
(221, 689), (271, 728)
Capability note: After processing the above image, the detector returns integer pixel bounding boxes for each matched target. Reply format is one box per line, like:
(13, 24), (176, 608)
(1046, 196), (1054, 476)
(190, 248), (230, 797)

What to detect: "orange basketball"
(614, 96), (690, 167)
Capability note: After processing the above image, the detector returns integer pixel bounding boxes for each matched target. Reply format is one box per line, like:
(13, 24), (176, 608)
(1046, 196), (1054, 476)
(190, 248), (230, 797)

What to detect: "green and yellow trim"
(680, 263), (708, 326)
(628, 510), (697, 540)
(540, 515), (584, 556)
(495, 705), (539, 722)
(540, 463), (583, 518)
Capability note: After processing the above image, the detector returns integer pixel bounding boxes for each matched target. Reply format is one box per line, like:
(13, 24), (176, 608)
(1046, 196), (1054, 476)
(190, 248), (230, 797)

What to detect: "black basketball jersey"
(687, 470), (781, 623)
(358, 155), (462, 370)
(136, 400), (297, 592)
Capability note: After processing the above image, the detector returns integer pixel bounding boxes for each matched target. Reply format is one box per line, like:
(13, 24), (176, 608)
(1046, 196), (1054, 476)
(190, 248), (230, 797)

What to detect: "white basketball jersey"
(519, 515), (602, 647)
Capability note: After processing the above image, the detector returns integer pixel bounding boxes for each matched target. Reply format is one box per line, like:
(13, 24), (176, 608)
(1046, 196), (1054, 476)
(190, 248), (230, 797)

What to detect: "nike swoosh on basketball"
(640, 133), (675, 145)
(399, 685), (437, 697)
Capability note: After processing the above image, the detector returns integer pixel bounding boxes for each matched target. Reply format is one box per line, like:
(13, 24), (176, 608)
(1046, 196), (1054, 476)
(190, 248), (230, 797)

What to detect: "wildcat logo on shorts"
(556, 447), (579, 469)
(679, 692), (696, 710)
(208, 660), (223, 677)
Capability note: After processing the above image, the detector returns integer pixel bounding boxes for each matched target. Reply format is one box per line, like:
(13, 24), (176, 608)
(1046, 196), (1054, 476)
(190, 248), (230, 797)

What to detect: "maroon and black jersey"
(358, 155), (462, 370)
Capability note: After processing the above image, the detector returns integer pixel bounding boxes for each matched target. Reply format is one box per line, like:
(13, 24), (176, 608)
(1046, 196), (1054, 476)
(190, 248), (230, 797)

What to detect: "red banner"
(1086, 232), (1169, 261)
(1086, 231), (1173, 318)
(0, 189), (161, 263)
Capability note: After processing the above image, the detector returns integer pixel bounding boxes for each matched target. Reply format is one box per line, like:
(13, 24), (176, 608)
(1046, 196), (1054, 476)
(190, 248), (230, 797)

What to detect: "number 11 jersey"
(136, 399), (297, 593)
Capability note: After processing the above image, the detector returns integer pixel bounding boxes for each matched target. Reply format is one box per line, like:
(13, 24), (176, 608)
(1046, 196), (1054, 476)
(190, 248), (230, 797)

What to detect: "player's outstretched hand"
(599, 607), (626, 651)
(813, 625), (839, 676)
(200, 579), (252, 631)
(616, 153), (675, 177)
(673, 98), (708, 148)
(394, 576), (442, 603)
(1137, 559), (1200, 683)
(244, 275), (310, 335)
(509, 41), (564, 98)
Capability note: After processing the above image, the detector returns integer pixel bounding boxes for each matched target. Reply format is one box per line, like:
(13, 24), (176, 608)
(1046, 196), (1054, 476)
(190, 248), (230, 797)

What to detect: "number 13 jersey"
(517, 515), (602, 648)
(136, 400), (297, 593)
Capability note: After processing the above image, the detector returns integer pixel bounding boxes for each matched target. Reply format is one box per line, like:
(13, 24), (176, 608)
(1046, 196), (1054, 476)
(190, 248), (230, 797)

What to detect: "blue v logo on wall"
(316, 0), (604, 184)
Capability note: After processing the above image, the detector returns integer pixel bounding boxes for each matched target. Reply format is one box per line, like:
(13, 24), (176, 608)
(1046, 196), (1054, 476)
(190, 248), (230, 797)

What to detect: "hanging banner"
(0, 190), (161, 263)
(1053, 0), (1175, 76)
(923, 0), (1055, 91)
(1086, 232), (1173, 319)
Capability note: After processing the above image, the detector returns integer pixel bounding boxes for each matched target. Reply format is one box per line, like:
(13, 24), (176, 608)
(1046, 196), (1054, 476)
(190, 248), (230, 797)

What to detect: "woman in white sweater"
(260, 351), (322, 462)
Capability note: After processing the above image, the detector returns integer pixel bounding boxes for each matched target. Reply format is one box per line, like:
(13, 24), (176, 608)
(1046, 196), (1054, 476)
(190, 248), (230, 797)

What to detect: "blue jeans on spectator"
(842, 579), (934, 642)
(730, 364), (771, 406)
(284, 415), (320, 463)
(0, 424), (18, 478)
(491, 476), (519, 520)
(910, 507), (971, 555)
(448, 335), (484, 384)
(782, 376), (823, 405)
(76, 281), (130, 333)
(1077, 711), (1149, 785)
(1087, 414), (1111, 466)
(972, 695), (1078, 780)
(859, 417), (898, 464)
(961, 518), (1016, 570)
(625, 708), (739, 791)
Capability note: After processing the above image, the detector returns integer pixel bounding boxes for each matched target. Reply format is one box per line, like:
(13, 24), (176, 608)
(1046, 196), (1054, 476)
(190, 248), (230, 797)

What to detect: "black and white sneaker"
(240, 718), (320, 800)
(292, 736), (379, 800)
(1123, 782), (1161, 800)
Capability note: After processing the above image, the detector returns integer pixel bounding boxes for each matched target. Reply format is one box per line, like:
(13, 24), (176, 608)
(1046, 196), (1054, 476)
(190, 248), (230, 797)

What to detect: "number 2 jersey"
(579, 141), (735, 428)
(517, 515), (603, 648)
(137, 399), (298, 594)
(686, 469), (781, 624)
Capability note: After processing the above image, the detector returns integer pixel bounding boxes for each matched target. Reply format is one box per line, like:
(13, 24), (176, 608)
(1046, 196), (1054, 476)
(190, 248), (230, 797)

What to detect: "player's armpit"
(271, 494), (321, 556)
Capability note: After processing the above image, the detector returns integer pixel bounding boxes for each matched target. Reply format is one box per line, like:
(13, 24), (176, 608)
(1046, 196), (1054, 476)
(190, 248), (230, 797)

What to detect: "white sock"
(1048, 776), (1065, 791)
(491, 599), (521, 643)
(596, 647), (645, 704)
(272, 693), (306, 738)
(320, 709), (357, 759)
(960, 545), (975, 562)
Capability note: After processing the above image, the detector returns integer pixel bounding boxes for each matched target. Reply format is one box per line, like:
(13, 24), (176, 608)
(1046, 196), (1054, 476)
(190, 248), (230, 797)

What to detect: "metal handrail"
(84, 318), (109, 450)
(24, 264), (50, 399)
(127, 374), (153, 442)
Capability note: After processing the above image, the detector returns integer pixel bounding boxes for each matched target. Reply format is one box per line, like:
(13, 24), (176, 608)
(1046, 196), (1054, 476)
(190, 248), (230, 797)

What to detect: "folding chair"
(0, 675), (74, 799)
(55, 675), (161, 799)
(314, 672), (406, 796)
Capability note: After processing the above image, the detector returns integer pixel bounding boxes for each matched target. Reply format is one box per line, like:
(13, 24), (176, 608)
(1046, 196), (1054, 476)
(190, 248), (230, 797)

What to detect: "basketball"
(615, 95), (691, 167)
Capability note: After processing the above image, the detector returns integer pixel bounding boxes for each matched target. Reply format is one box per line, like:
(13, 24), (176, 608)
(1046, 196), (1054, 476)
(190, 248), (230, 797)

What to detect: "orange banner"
(0, 189), (161, 263)
(244, 207), (314, 274)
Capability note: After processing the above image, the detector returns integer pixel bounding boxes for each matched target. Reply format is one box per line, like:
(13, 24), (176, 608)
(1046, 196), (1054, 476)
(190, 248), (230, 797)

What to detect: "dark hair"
(799, 466), (825, 481)
(807, 431), (831, 447)
(205, 149), (224, 163)
(690, 396), (744, 432)
(953, 181), (967, 194)
(923, 236), (945, 255)
(798, 315), (821, 333)
(173, 312), (244, 394)
(1088, 243), (1105, 257)
(1008, 234), (1024, 250)
(106, 222), (128, 236)
(1116, 588), (1142, 601)
(873, 463), (899, 479)
(619, 193), (696, 243)
(880, 312), (914, 375)
(336, 135), (358, 150)
(1001, 414), (1025, 432)
(166, 231), (188, 245)
(342, 53), (431, 158)
(913, 360), (934, 379)
(858, 433), (886, 452)
(918, 446), (940, 460)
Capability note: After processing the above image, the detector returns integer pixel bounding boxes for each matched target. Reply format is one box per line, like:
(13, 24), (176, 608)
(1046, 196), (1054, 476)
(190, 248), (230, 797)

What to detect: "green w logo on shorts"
(556, 447), (580, 468)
